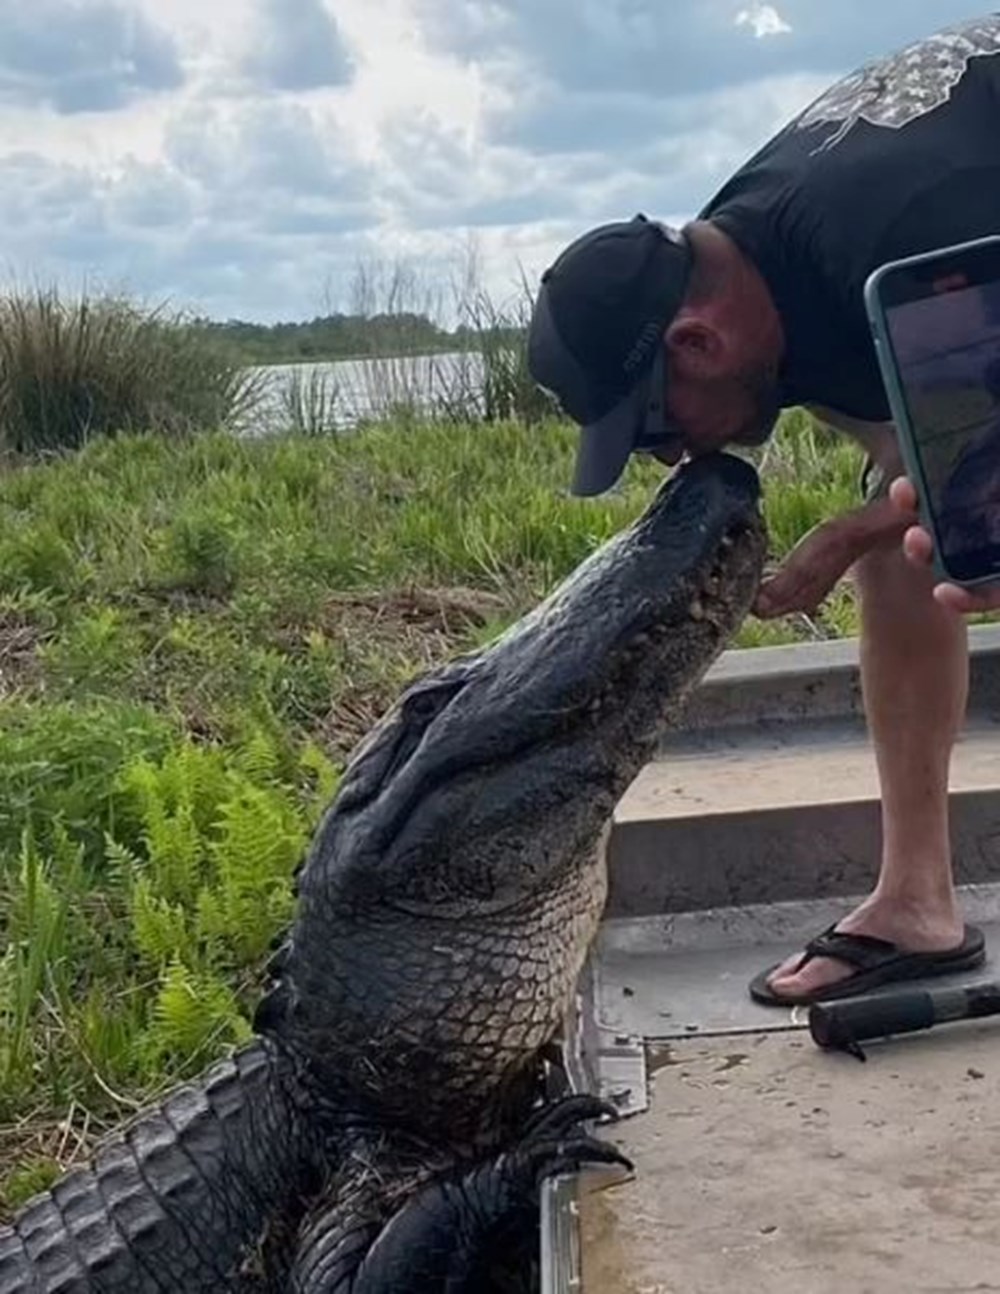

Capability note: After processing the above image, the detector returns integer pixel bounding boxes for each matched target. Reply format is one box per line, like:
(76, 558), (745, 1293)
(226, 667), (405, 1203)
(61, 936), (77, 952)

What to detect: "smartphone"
(864, 234), (1000, 587)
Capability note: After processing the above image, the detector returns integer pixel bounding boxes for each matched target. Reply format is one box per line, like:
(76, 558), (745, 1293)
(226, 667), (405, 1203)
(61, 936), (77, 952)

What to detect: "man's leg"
(766, 537), (969, 996)
(765, 436), (972, 1000)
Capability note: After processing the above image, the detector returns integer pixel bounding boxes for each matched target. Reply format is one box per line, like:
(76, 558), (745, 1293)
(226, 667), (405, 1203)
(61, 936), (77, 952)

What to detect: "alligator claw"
(294, 1097), (634, 1293)
(523, 1135), (634, 1189)
(505, 1095), (634, 1192)
(520, 1092), (620, 1141)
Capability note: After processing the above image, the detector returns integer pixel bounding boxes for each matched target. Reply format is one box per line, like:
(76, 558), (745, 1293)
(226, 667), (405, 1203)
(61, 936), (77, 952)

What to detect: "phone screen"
(882, 263), (1000, 582)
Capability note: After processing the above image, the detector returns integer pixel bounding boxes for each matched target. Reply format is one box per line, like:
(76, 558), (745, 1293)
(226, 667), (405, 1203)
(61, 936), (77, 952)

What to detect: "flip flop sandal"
(748, 922), (987, 1007)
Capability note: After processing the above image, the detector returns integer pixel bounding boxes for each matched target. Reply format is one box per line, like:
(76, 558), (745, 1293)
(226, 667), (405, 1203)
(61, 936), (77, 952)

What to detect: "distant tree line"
(188, 312), (526, 366)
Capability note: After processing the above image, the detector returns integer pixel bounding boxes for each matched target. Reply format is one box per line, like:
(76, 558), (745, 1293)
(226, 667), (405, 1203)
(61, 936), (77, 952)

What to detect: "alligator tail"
(0, 1038), (315, 1293)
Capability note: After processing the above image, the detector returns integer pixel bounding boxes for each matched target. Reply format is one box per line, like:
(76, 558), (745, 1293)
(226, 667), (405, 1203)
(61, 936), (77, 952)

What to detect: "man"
(527, 13), (1000, 1005)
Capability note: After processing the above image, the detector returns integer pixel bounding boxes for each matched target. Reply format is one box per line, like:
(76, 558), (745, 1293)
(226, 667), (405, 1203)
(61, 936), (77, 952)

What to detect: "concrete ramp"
(545, 625), (1000, 1293)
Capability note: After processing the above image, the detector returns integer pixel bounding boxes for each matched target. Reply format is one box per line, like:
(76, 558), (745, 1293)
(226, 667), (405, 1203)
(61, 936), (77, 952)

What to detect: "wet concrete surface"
(579, 1027), (1000, 1293)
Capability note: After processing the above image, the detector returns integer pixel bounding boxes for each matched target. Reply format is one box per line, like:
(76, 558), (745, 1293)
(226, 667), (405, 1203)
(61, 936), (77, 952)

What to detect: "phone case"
(863, 240), (1000, 589)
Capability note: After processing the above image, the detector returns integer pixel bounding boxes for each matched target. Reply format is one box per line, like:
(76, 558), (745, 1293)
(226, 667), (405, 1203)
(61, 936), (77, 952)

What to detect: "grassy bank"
(0, 289), (265, 457)
(0, 409), (882, 1214)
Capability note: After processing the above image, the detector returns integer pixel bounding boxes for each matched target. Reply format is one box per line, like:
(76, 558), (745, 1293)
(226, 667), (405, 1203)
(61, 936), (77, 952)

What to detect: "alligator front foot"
(293, 1093), (633, 1293)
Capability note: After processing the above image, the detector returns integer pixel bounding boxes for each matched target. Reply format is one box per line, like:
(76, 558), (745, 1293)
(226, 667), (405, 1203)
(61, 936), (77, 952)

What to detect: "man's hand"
(754, 496), (912, 620)
(889, 476), (1000, 613)
(754, 517), (857, 618)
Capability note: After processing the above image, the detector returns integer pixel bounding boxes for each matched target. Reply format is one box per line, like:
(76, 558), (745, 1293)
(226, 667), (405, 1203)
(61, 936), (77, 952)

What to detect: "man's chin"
(734, 409), (781, 448)
(734, 427), (773, 448)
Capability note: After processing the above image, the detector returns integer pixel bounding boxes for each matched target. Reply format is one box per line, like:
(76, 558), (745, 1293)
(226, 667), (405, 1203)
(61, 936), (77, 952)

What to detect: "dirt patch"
(322, 585), (510, 635)
(0, 1104), (110, 1224)
(0, 605), (51, 698)
(314, 585), (516, 757)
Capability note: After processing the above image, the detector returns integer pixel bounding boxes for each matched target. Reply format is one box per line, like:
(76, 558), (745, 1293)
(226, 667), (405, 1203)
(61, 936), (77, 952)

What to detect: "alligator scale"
(0, 452), (767, 1292)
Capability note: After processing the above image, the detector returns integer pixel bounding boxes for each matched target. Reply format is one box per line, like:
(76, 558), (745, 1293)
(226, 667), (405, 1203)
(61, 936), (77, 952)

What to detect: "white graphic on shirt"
(794, 14), (1000, 152)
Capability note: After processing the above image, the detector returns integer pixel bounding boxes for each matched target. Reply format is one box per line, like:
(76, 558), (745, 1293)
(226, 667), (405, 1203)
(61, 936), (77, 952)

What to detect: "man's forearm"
(801, 404), (913, 561)
(754, 408), (919, 618)
(754, 494), (916, 618)
(835, 494), (914, 563)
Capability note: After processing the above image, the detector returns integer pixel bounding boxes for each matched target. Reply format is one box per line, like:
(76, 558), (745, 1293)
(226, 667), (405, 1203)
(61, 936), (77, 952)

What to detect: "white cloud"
(242, 0), (353, 92)
(0, 0), (182, 114)
(736, 4), (792, 39)
(0, 1), (983, 321)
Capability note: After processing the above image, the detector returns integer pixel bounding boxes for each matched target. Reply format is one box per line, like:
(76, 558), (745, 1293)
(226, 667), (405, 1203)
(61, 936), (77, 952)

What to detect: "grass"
(0, 404), (988, 1218)
(0, 287), (267, 456)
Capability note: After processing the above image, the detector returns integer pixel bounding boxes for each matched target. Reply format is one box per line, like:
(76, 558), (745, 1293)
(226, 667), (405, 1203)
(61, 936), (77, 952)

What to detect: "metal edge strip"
(540, 955), (614, 1294)
(540, 1172), (583, 1294)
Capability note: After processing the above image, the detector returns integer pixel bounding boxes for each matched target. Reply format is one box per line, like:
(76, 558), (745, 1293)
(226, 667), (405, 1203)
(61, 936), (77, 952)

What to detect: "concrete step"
(676, 621), (1000, 732)
(607, 716), (1000, 918)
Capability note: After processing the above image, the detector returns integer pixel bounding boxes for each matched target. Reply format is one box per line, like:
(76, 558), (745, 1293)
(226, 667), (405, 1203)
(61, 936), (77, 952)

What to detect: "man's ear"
(665, 318), (726, 378)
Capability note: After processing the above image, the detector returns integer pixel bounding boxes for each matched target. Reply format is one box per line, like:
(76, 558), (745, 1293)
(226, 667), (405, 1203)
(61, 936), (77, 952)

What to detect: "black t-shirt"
(698, 13), (1000, 422)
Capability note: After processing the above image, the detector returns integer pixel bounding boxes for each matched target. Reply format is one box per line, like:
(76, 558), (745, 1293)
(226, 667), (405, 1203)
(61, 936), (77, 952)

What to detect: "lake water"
(250, 350), (490, 433)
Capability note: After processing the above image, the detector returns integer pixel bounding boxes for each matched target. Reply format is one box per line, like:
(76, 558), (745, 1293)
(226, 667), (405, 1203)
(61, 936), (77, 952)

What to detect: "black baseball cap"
(527, 213), (694, 496)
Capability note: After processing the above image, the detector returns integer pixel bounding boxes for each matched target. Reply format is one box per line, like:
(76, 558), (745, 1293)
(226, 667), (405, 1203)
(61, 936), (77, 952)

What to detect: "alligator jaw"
(259, 451), (768, 1143)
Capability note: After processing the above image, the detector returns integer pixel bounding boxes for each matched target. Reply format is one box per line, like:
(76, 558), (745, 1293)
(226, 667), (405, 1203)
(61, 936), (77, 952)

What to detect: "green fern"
(140, 959), (252, 1072)
(298, 738), (340, 818)
(160, 508), (241, 598)
(206, 787), (304, 964)
(112, 734), (307, 972)
(130, 874), (192, 967)
(0, 827), (86, 1100)
(142, 797), (204, 907)
(192, 887), (229, 963)
(231, 727), (281, 785)
(0, 705), (331, 1132)
(117, 743), (231, 840)
(101, 835), (144, 904)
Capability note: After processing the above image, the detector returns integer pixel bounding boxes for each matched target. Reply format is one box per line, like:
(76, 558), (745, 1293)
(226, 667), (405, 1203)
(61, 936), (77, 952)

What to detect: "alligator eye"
(403, 677), (466, 725)
(406, 689), (443, 718)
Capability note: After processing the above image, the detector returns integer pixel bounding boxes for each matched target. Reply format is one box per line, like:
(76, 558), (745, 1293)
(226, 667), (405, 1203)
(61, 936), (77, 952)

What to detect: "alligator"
(0, 450), (767, 1292)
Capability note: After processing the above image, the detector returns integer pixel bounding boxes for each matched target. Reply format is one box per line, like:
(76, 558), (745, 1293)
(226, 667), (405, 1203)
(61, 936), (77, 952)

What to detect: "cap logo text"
(623, 321), (661, 374)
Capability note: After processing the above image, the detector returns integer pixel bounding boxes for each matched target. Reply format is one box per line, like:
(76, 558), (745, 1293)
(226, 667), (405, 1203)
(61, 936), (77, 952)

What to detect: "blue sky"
(0, 0), (987, 321)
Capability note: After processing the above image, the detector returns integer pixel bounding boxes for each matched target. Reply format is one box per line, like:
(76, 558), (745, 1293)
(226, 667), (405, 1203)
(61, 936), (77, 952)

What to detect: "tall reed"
(0, 288), (268, 456)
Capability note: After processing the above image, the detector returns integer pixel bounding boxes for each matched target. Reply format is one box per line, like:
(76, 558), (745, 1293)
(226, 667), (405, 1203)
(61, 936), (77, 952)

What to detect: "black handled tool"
(808, 981), (1000, 1061)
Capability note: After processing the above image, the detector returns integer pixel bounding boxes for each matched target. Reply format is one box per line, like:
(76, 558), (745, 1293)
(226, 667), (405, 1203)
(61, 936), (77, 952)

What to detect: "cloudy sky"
(0, 0), (986, 322)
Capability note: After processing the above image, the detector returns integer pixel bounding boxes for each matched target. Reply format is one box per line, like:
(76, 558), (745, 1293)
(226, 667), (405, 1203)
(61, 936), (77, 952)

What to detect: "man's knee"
(803, 404), (902, 505)
(805, 404), (895, 451)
